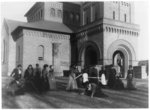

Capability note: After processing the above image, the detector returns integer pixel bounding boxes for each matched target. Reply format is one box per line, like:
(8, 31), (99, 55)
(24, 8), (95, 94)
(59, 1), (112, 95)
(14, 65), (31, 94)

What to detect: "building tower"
(73, 1), (139, 78)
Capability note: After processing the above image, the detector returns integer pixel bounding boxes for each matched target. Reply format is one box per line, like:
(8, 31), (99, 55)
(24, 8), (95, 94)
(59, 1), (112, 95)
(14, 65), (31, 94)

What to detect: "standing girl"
(48, 65), (56, 90)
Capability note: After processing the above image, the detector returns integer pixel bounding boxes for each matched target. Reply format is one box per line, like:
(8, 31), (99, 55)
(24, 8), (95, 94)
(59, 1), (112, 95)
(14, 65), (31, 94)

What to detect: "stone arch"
(107, 39), (136, 61)
(106, 39), (136, 77)
(78, 41), (102, 67)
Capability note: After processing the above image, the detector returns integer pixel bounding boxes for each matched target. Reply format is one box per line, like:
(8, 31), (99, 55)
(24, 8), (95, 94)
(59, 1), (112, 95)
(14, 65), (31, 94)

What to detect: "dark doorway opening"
(84, 46), (97, 67)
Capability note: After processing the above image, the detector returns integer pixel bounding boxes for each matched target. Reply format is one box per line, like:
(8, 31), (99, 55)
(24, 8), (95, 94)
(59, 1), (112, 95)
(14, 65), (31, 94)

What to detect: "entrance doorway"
(113, 50), (125, 77)
(84, 46), (98, 67)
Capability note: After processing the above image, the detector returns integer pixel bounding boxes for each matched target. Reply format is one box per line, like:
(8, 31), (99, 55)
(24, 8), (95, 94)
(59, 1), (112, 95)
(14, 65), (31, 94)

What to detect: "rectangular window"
(83, 7), (90, 25)
(18, 46), (20, 62)
(83, 10), (86, 25)
(124, 14), (126, 22)
(92, 5), (96, 21)
(87, 7), (90, 24)
(41, 9), (43, 19)
(113, 11), (115, 19)
(94, 5), (98, 20)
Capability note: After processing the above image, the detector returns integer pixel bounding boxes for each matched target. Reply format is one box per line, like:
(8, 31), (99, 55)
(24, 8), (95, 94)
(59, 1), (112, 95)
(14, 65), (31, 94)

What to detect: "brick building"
(2, 1), (140, 78)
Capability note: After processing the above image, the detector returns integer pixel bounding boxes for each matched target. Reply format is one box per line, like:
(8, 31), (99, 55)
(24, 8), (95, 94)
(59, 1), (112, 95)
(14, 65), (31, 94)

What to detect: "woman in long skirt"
(41, 64), (49, 91)
(48, 65), (56, 90)
(66, 67), (78, 91)
(126, 65), (136, 90)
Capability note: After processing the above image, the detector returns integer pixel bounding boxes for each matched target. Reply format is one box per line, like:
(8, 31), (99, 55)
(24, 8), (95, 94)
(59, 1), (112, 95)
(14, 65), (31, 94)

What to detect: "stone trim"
(76, 24), (103, 38)
(23, 29), (70, 40)
(104, 25), (139, 36)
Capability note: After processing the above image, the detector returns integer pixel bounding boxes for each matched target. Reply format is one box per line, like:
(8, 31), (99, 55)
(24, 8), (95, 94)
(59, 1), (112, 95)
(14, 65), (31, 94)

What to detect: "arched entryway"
(85, 46), (98, 67)
(78, 41), (101, 68)
(107, 40), (136, 78)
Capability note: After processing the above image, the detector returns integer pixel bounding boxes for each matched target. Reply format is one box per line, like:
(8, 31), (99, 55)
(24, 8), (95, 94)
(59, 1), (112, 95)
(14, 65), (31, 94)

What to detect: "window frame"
(38, 45), (44, 61)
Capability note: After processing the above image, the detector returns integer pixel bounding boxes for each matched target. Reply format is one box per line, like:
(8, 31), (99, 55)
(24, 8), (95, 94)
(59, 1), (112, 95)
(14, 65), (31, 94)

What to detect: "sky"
(0, 0), (149, 61)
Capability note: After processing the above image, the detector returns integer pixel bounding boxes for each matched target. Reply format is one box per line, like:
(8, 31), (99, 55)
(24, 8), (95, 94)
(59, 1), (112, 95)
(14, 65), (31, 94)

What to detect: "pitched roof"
(4, 19), (26, 33)
(15, 20), (73, 33)
(4, 19), (73, 34)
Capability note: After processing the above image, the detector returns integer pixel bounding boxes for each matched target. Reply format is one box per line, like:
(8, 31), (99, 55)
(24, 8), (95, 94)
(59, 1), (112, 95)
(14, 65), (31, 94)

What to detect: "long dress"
(34, 67), (42, 92)
(126, 69), (136, 89)
(66, 70), (78, 91)
(42, 69), (49, 91)
(99, 70), (107, 85)
(107, 68), (116, 88)
(24, 68), (38, 92)
(48, 69), (56, 90)
(9, 68), (22, 95)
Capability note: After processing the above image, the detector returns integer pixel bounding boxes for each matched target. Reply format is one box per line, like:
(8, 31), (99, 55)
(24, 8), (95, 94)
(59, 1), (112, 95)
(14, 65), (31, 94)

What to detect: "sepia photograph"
(1, 0), (149, 108)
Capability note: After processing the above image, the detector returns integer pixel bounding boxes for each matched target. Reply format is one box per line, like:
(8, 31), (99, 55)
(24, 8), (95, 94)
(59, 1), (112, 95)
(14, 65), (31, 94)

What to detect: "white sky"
(0, 0), (149, 61)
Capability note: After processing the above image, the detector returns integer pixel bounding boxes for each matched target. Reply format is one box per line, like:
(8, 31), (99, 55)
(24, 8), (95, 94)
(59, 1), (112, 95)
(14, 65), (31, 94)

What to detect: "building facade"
(2, 1), (140, 78)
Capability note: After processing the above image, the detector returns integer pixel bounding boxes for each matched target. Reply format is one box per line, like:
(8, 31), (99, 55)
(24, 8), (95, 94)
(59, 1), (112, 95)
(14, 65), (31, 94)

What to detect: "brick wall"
(104, 1), (134, 23)
(22, 29), (70, 76)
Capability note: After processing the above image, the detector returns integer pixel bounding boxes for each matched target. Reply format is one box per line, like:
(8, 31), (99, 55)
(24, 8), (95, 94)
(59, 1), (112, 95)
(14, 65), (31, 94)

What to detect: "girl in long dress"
(41, 64), (49, 91)
(48, 65), (56, 90)
(9, 65), (23, 95)
(66, 67), (78, 91)
(126, 65), (136, 90)
(24, 65), (39, 92)
(99, 66), (107, 86)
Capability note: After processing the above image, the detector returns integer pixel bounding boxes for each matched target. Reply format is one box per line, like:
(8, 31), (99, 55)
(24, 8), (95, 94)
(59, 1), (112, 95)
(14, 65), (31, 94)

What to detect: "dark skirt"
(41, 77), (49, 91)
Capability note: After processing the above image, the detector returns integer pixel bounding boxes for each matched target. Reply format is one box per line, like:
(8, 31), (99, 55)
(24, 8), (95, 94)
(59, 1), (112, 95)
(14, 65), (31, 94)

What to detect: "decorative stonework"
(49, 2), (62, 9)
(24, 30), (70, 40)
(104, 25), (139, 36)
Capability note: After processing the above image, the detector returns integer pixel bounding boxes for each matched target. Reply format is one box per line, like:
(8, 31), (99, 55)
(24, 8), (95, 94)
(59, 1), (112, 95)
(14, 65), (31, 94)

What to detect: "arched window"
(57, 10), (62, 18)
(113, 11), (115, 20)
(38, 45), (44, 60)
(51, 8), (55, 17)
(124, 14), (127, 22)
